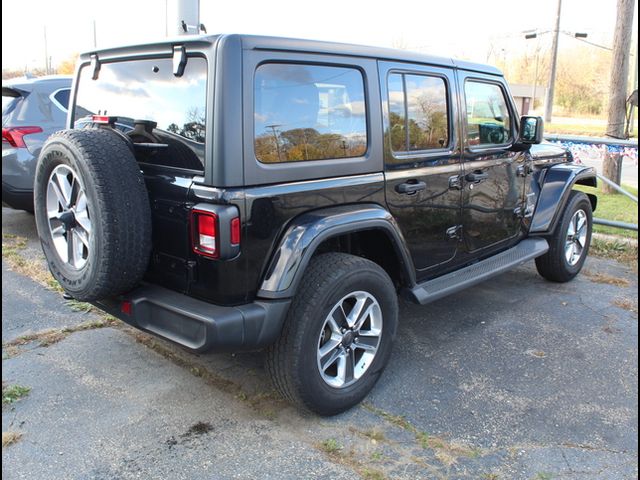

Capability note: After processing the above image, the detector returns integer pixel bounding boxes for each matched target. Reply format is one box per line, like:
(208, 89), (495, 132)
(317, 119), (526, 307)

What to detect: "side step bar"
(404, 238), (549, 305)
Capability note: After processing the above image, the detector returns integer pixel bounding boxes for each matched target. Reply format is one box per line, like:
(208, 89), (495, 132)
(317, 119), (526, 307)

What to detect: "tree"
(57, 53), (79, 75)
(603, 0), (635, 192)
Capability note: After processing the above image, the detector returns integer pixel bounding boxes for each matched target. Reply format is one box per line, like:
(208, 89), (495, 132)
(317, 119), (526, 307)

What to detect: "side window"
(52, 88), (71, 112)
(254, 63), (367, 163)
(464, 81), (512, 146)
(386, 72), (449, 155)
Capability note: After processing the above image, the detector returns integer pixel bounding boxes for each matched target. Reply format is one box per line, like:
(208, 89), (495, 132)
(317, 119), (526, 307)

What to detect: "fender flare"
(257, 204), (416, 299)
(529, 163), (598, 234)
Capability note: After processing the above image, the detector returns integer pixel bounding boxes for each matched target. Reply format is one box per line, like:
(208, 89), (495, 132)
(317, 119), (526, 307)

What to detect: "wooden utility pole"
(603, 0), (635, 192)
(544, 0), (563, 123)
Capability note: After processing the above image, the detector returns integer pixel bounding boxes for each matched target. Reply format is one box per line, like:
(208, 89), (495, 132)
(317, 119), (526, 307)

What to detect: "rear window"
(254, 63), (367, 163)
(2, 95), (22, 119)
(74, 56), (207, 171)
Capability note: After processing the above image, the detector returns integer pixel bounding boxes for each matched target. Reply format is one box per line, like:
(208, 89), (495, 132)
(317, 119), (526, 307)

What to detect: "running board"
(404, 238), (549, 305)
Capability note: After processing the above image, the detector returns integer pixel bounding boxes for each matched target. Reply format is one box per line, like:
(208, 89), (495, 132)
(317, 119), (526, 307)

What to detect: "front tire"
(535, 190), (592, 282)
(266, 253), (398, 416)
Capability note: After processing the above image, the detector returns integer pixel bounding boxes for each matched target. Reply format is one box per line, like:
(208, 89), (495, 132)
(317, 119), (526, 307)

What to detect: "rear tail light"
(192, 209), (218, 258)
(2, 126), (43, 148)
(191, 206), (241, 259)
(230, 217), (241, 246)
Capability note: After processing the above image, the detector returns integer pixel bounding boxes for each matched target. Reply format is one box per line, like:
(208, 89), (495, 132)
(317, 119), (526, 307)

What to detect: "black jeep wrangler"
(34, 34), (597, 415)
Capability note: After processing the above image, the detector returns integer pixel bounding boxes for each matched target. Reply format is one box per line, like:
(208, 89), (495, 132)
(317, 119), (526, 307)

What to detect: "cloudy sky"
(1, 0), (634, 71)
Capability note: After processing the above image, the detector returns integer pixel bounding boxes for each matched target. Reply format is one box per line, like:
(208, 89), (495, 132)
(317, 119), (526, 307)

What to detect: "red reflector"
(121, 300), (132, 315)
(230, 217), (241, 245)
(192, 210), (218, 258)
(2, 126), (43, 148)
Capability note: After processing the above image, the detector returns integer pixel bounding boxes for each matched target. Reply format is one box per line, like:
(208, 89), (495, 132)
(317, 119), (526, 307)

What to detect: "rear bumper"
(93, 284), (291, 353)
(2, 182), (34, 212)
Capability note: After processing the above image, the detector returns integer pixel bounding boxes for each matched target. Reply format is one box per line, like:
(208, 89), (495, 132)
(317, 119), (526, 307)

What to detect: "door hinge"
(448, 175), (463, 190)
(517, 164), (534, 177)
(446, 225), (463, 240)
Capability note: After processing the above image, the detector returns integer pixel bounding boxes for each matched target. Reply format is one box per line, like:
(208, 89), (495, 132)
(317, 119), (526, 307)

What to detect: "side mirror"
(519, 116), (544, 144)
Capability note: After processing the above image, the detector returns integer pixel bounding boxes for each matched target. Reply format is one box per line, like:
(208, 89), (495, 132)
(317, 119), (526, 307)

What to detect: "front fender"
(257, 204), (416, 299)
(529, 163), (597, 234)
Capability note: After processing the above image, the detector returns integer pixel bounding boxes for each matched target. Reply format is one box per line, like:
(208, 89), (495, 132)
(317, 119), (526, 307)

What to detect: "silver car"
(2, 75), (72, 211)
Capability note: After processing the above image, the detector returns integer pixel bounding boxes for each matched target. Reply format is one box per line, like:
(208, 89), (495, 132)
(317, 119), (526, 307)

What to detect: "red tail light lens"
(2, 126), (43, 148)
(192, 210), (218, 258)
(230, 217), (241, 246)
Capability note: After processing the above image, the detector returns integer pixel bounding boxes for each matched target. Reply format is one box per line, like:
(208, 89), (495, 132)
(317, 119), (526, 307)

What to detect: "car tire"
(266, 253), (398, 416)
(535, 190), (592, 283)
(34, 128), (152, 301)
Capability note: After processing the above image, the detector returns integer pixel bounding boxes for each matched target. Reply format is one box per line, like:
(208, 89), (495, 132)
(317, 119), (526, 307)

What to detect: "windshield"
(74, 56), (208, 170)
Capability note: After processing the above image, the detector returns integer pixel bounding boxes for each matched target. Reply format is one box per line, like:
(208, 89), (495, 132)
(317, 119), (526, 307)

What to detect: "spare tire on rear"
(34, 128), (152, 301)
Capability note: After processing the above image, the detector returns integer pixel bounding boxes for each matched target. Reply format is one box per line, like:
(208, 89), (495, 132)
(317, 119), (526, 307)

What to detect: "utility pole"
(544, 0), (562, 123)
(43, 26), (49, 74)
(603, 0), (635, 192)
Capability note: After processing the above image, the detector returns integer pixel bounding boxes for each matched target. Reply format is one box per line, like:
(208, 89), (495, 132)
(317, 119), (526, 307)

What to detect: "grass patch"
(370, 451), (384, 461)
(574, 184), (638, 239)
(583, 271), (631, 287)
(316, 437), (387, 480)
(589, 237), (638, 266)
(534, 473), (554, 480)
(2, 384), (31, 405)
(545, 121), (637, 138)
(3, 317), (119, 353)
(2, 431), (23, 447)
(360, 468), (386, 480)
(349, 426), (386, 443)
(361, 403), (481, 464)
(65, 299), (96, 313)
(612, 298), (638, 314)
(2, 234), (63, 292)
(319, 438), (342, 455)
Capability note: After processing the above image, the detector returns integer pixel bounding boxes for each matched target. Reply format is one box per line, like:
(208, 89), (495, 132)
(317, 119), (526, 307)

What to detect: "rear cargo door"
(72, 55), (210, 293)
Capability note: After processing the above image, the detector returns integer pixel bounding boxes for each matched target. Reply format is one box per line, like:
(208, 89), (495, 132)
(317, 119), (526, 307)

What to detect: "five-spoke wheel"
(46, 165), (92, 269)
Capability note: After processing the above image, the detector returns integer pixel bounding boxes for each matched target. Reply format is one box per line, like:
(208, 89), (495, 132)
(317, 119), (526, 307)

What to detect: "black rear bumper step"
(403, 238), (549, 305)
(94, 285), (290, 353)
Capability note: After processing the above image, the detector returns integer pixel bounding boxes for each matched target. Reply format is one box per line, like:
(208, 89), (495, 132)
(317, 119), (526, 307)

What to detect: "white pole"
(166, 0), (200, 36)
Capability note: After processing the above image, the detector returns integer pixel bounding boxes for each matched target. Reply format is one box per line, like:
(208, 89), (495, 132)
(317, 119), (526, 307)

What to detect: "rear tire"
(266, 253), (398, 416)
(535, 190), (592, 283)
(34, 129), (152, 301)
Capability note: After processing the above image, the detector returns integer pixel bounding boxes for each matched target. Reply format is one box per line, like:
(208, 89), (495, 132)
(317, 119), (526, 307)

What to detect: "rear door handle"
(395, 180), (427, 195)
(465, 171), (489, 183)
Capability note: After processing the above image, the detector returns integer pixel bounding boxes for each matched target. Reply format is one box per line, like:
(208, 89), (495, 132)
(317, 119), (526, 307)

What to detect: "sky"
(0, 0), (632, 72)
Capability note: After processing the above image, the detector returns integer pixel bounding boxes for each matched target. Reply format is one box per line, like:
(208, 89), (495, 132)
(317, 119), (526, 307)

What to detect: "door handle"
(465, 171), (489, 183)
(395, 180), (427, 195)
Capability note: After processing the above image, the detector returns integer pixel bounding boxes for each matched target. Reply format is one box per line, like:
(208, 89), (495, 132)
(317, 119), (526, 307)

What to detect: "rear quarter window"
(254, 63), (367, 163)
(51, 88), (71, 112)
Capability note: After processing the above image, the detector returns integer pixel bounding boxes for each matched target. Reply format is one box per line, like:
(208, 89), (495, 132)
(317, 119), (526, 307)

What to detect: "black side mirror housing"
(519, 116), (544, 144)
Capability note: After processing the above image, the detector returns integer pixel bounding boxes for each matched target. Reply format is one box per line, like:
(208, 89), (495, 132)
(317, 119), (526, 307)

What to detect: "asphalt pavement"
(2, 207), (638, 479)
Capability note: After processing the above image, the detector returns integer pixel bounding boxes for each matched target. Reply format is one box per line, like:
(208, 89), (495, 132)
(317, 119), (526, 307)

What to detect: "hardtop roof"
(82, 33), (503, 76)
